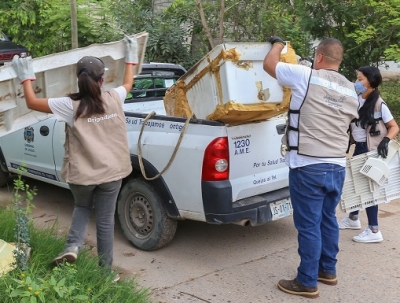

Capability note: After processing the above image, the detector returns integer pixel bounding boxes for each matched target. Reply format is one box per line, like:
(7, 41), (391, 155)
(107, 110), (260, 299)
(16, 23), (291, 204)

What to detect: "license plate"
(270, 198), (293, 220)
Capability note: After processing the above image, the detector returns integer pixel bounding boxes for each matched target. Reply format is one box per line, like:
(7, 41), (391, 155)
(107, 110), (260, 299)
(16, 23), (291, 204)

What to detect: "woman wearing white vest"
(338, 66), (399, 242)
(12, 36), (138, 271)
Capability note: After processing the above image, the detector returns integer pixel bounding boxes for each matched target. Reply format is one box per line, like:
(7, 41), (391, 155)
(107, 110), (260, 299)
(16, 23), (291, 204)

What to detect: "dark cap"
(76, 56), (105, 78)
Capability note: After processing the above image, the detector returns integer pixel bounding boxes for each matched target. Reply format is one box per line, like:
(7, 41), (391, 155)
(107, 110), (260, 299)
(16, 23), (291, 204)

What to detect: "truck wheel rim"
(128, 194), (154, 238)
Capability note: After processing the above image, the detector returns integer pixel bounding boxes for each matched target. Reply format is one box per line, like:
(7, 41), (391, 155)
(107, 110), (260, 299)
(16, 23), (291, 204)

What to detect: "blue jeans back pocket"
(298, 167), (326, 195)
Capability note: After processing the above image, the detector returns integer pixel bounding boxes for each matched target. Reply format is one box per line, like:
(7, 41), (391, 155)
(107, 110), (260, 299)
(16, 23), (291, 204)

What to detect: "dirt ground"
(1, 177), (400, 303)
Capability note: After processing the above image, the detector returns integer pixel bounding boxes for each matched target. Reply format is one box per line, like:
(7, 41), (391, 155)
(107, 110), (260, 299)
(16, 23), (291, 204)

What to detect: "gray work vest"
(285, 69), (359, 158)
(366, 97), (388, 151)
(61, 90), (132, 185)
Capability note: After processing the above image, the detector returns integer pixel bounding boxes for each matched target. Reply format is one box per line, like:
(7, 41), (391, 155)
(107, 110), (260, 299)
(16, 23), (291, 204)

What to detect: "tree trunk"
(70, 0), (78, 49)
(218, 0), (224, 44)
(195, 0), (214, 49)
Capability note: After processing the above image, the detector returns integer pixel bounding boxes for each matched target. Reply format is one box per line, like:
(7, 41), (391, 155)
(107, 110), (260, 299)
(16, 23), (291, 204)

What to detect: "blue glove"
(124, 35), (138, 65)
(12, 55), (36, 84)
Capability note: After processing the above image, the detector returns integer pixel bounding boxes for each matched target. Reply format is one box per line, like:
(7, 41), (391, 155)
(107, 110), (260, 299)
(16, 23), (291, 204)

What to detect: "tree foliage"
(0, 0), (120, 57)
(107, 0), (153, 35)
(165, 0), (311, 55)
(107, 0), (199, 69)
(291, 0), (400, 79)
(1, 0), (398, 75)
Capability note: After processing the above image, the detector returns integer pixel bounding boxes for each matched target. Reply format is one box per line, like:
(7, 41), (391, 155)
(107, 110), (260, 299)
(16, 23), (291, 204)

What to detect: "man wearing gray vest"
(263, 37), (359, 298)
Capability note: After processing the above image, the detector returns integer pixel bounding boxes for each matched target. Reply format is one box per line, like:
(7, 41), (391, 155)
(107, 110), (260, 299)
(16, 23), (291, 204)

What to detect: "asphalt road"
(1, 178), (399, 303)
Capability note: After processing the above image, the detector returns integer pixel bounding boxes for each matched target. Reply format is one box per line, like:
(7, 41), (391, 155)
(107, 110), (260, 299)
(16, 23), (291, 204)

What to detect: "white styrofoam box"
(0, 32), (148, 137)
(340, 141), (400, 213)
(179, 42), (289, 120)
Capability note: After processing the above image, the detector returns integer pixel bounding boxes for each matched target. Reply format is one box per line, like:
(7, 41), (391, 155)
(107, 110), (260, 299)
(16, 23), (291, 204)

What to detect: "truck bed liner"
(0, 32), (148, 137)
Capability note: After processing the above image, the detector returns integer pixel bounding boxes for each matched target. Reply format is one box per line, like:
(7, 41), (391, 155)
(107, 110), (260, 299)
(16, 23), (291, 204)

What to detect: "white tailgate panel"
(227, 117), (289, 201)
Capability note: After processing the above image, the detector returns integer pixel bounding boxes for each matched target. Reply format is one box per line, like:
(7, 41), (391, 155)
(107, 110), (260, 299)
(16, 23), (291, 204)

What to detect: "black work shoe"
(52, 246), (79, 265)
(277, 278), (319, 299)
(318, 271), (338, 286)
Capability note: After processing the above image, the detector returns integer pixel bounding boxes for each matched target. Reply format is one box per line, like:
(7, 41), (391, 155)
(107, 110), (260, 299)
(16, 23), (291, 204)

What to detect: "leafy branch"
(12, 166), (37, 271)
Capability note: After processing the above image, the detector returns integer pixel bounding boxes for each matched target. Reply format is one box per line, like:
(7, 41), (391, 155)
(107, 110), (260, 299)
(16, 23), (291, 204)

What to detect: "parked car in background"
(0, 30), (30, 65)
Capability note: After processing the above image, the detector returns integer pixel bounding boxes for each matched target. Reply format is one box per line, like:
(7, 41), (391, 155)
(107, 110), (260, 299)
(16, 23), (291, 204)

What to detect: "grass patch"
(381, 81), (400, 123)
(0, 205), (150, 303)
(380, 80), (400, 141)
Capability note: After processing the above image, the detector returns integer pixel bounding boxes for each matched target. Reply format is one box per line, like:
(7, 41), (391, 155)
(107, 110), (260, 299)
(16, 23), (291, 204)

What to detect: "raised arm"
(12, 55), (52, 113)
(122, 35), (139, 93)
(263, 36), (286, 79)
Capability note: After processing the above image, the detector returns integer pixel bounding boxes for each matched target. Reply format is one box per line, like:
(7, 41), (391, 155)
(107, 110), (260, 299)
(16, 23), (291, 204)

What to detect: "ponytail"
(69, 69), (105, 119)
(356, 89), (380, 130)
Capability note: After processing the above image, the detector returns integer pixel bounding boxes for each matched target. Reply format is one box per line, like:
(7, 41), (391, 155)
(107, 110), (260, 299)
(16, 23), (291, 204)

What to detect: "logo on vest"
(324, 94), (345, 109)
(87, 113), (118, 123)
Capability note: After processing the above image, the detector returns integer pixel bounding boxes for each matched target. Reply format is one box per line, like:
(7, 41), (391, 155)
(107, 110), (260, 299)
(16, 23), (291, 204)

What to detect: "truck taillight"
(202, 137), (229, 181)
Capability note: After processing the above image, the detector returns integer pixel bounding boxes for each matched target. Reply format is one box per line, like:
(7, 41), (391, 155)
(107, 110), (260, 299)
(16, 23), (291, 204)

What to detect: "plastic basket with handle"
(340, 140), (400, 213)
(358, 140), (400, 186)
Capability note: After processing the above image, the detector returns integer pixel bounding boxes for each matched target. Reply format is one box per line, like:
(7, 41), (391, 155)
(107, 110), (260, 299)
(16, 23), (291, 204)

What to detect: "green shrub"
(0, 205), (150, 303)
(7, 263), (89, 303)
(380, 81), (400, 122)
(0, 174), (150, 303)
(12, 171), (36, 271)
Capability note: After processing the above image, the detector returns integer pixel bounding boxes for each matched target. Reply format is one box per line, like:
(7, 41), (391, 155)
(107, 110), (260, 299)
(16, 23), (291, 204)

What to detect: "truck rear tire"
(0, 168), (9, 188)
(117, 178), (177, 251)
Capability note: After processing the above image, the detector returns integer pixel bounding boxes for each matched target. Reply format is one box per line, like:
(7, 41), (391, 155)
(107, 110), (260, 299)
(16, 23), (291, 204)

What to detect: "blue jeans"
(349, 142), (379, 229)
(67, 180), (122, 268)
(289, 163), (345, 287)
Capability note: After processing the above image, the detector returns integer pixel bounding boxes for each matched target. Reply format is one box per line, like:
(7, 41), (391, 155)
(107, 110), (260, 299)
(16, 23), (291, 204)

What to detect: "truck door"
(1, 118), (59, 182)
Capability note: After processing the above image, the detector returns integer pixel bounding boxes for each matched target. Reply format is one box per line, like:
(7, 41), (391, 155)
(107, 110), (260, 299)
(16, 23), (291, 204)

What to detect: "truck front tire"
(117, 178), (177, 251)
(0, 169), (9, 188)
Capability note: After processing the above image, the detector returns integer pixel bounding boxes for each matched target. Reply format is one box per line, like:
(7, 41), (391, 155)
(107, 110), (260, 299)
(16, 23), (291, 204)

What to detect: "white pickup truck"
(0, 60), (292, 252)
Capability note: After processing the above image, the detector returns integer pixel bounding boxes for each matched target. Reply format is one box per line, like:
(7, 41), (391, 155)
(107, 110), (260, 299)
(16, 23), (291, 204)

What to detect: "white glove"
(12, 55), (36, 84)
(124, 35), (138, 65)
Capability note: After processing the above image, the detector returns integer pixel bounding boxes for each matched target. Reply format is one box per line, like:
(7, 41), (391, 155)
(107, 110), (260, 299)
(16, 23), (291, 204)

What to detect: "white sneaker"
(112, 273), (121, 283)
(338, 217), (361, 230)
(352, 228), (383, 243)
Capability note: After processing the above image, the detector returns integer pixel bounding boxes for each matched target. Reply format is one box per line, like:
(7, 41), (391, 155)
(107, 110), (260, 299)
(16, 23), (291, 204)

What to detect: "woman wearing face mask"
(339, 66), (399, 243)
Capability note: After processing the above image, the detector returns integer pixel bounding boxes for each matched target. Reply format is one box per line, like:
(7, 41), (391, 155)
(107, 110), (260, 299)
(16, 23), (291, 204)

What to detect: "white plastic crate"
(340, 141), (400, 213)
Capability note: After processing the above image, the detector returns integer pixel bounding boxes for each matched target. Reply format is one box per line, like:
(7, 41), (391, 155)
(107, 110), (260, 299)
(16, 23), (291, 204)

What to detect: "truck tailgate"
(227, 116), (288, 202)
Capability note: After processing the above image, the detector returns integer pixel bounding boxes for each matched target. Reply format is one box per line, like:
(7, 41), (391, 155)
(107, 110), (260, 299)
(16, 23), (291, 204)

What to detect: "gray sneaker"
(52, 246), (79, 265)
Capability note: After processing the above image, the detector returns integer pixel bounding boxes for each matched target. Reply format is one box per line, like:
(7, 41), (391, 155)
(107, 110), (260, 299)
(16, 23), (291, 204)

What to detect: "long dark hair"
(356, 66), (382, 130)
(68, 69), (105, 119)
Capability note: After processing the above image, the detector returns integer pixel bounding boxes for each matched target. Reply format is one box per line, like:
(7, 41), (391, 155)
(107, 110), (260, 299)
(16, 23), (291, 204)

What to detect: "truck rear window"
(126, 70), (183, 102)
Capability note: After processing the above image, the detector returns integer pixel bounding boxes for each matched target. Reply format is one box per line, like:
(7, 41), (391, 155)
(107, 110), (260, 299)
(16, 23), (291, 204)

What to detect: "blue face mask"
(354, 81), (367, 95)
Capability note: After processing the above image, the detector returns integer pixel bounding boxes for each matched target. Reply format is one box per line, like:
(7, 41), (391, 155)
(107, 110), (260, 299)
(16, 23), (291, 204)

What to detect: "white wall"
(379, 61), (400, 81)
